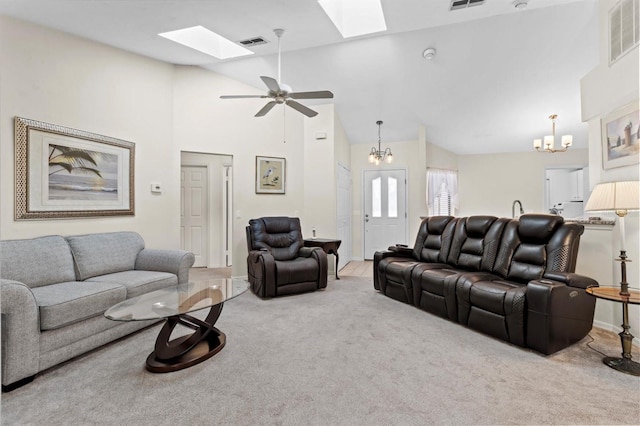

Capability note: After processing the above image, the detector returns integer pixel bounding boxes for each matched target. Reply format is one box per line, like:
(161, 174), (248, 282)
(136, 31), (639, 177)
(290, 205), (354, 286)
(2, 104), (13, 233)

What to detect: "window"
(426, 168), (459, 216)
(388, 177), (398, 218)
(372, 177), (381, 217)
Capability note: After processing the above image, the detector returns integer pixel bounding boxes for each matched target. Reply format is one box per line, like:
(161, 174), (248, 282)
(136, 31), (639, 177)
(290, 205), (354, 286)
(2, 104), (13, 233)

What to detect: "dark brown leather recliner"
(246, 217), (327, 298)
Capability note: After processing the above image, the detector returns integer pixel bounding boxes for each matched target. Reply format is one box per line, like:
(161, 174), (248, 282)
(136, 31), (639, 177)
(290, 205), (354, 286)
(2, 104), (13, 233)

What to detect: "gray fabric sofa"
(0, 231), (195, 391)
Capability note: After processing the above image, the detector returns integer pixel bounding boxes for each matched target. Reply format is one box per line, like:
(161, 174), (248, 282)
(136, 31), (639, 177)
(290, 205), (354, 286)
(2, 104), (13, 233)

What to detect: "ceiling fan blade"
(220, 95), (268, 99)
(289, 90), (334, 100)
(286, 100), (318, 117)
(260, 76), (281, 93)
(255, 101), (277, 117)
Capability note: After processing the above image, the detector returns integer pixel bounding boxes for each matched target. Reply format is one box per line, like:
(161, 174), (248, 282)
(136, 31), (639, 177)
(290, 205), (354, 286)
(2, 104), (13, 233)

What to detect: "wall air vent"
(609, 0), (639, 65)
(238, 36), (269, 47)
(450, 0), (485, 11)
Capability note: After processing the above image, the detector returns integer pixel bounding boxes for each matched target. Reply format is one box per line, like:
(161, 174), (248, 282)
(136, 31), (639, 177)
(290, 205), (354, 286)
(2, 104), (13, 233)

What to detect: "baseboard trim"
(593, 321), (640, 348)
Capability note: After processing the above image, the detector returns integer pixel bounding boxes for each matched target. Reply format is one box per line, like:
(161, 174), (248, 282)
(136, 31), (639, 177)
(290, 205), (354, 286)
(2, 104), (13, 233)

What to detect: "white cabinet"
(569, 169), (584, 201)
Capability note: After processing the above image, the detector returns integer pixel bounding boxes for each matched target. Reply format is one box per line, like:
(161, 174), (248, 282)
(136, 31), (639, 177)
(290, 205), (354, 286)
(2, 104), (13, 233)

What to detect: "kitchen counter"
(565, 218), (615, 226)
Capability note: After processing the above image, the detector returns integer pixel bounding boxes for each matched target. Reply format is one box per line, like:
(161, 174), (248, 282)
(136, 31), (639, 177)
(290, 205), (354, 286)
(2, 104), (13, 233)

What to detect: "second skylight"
(318, 0), (387, 38)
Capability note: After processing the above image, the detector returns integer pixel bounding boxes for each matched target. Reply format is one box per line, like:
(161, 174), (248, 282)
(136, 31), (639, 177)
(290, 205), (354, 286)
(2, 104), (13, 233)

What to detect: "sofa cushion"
(275, 257), (319, 285)
(0, 236), (76, 288)
(87, 270), (177, 298)
(415, 217), (457, 263)
(457, 275), (527, 346)
(66, 232), (145, 280)
(31, 281), (126, 330)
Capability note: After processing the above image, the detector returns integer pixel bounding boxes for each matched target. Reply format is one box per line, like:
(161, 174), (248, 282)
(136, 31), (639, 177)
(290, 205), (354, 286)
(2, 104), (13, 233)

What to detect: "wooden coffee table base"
(146, 303), (226, 373)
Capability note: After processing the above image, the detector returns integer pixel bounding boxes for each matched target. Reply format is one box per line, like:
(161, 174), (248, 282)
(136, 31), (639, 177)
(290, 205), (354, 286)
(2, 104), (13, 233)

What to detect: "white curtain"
(426, 168), (459, 216)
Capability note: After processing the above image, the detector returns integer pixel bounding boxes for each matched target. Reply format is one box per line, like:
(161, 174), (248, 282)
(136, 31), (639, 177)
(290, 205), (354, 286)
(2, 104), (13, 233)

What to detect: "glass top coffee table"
(105, 279), (248, 373)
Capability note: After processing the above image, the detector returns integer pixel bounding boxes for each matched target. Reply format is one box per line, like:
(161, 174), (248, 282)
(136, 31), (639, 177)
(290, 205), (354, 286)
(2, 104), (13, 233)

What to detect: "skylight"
(318, 0), (387, 38)
(158, 26), (253, 60)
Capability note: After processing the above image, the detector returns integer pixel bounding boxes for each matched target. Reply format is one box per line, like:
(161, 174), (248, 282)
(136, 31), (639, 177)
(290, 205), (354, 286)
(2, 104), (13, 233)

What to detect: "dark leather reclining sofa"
(374, 214), (598, 355)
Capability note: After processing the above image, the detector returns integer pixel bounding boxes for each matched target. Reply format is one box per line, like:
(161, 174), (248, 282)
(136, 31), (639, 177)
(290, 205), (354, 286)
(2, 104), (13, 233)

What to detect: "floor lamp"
(584, 180), (640, 375)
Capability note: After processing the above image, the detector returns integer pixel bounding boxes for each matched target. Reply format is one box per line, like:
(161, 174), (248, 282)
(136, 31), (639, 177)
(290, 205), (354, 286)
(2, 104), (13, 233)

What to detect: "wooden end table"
(304, 238), (342, 279)
(586, 286), (640, 376)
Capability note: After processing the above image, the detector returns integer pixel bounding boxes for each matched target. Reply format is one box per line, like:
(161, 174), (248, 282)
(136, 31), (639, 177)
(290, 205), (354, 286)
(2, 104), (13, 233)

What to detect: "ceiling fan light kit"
(219, 29), (334, 118)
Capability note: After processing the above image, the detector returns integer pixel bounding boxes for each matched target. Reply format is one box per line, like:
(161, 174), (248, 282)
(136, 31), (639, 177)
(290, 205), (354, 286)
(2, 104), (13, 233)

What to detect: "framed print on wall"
(15, 117), (135, 220)
(255, 156), (286, 194)
(601, 102), (640, 170)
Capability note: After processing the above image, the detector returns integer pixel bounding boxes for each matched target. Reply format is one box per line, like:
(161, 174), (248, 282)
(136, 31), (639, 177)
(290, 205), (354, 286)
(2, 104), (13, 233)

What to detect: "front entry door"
(181, 166), (208, 267)
(363, 169), (407, 259)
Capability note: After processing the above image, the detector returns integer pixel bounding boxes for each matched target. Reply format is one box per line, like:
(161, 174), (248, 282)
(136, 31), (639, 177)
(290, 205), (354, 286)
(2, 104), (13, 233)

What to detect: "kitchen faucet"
(512, 200), (524, 218)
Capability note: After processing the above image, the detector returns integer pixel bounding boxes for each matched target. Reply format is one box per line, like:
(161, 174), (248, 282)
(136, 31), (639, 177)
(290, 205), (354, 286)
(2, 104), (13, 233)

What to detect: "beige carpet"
(2, 276), (639, 425)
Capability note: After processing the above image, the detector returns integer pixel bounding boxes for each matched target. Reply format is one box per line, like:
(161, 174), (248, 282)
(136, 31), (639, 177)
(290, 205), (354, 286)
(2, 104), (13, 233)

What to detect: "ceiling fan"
(220, 29), (334, 118)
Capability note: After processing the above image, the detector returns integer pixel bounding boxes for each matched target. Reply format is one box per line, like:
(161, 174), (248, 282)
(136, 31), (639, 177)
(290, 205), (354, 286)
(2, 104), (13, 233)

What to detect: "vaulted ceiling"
(0, 0), (599, 154)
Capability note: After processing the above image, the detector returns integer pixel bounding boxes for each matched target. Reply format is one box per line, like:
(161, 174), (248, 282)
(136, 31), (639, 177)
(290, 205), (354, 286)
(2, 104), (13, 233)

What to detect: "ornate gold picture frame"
(15, 117), (135, 220)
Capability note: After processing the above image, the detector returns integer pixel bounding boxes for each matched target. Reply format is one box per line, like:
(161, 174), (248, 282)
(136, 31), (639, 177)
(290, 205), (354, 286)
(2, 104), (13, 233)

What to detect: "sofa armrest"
(542, 272), (599, 289)
(388, 244), (414, 257)
(526, 278), (597, 354)
(135, 249), (195, 284)
(1, 279), (40, 387)
(247, 250), (277, 297)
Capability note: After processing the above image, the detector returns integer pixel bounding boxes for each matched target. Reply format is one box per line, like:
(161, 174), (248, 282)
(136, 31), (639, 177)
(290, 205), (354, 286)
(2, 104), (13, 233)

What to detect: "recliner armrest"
(299, 247), (321, 258)
(526, 278), (597, 354)
(542, 272), (599, 289)
(247, 250), (276, 297)
(387, 244), (414, 257)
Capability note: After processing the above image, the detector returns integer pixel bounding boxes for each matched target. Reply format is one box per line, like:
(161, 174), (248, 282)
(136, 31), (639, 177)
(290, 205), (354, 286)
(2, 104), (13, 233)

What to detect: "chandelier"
(368, 120), (393, 165)
(533, 114), (573, 153)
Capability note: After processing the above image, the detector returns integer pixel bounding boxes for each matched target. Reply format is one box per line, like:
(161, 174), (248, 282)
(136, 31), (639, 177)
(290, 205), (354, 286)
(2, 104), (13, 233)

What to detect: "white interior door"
(363, 169), (407, 259)
(223, 165), (233, 267)
(336, 163), (352, 269)
(181, 166), (208, 267)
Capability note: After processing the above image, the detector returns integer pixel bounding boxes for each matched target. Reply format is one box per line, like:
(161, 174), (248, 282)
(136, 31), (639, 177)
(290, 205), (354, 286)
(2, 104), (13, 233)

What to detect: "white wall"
(0, 16), (178, 249)
(580, 0), (640, 342)
(302, 104), (337, 240)
(457, 149), (589, 217)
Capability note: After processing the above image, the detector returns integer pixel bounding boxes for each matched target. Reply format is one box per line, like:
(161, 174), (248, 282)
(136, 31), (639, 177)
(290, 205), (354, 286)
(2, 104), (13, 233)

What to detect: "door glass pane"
(372, 177), (381, 217)
(388, 177), (397, 218)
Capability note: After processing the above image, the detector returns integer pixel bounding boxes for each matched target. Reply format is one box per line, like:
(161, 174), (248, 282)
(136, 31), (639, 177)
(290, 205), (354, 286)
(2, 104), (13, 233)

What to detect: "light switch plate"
(151, 183), (162, 193)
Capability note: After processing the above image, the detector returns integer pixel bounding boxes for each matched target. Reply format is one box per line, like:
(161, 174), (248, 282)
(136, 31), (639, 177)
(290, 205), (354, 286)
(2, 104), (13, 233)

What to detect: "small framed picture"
(601, 102), (640, 170)
(255, 156), (285, 194)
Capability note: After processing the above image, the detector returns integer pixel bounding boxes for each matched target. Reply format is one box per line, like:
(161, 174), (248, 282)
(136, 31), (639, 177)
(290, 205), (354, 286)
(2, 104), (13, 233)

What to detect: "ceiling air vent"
(450, 0), (485, 11)
(238, 36), (269, 47)
(609, 0), (639, 65)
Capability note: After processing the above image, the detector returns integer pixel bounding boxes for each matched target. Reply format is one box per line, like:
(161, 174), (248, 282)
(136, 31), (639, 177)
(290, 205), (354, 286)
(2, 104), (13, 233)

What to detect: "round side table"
(586, 286), (640, 376)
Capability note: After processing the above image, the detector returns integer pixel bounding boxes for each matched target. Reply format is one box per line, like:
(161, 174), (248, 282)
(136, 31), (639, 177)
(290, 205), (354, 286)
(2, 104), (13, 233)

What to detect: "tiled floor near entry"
(339, 261), (373, 278)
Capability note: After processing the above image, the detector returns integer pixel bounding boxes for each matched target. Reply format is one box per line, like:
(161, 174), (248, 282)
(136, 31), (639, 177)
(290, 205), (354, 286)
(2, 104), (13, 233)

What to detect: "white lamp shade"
(561, 135), (573, 147)
(533, 138), (542, 149)
(544, 135), (554, 149)
(584, 181), (640, 212)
